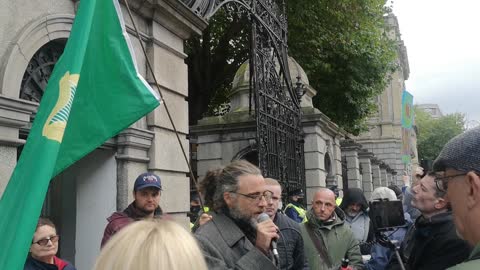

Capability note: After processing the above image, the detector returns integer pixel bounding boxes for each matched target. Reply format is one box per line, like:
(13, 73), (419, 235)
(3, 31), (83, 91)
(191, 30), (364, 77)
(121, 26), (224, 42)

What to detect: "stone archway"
(19, 39), (67, 102)
(233, 145), (259, 166)
(0, 14), (74, 98)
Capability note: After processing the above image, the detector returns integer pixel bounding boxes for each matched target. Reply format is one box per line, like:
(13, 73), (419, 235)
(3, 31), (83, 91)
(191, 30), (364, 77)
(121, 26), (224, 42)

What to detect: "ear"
(434, 197), (448, 210)
(223, 192), (234, 207)
(465, 172), (480, 209)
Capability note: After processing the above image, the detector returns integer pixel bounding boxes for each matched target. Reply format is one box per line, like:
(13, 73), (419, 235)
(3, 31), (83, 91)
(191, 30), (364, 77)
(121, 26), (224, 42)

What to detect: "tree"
(185, 9), (249, 125)
(415, 107), (465, 162)
(186, 0), (398, 134)
(287, 0), (398, 134)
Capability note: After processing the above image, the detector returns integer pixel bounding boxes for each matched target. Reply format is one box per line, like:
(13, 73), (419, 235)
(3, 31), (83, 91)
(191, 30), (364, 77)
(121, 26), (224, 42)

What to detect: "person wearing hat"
(339, 188), (373, 255)
(285, 188), (307, 223)
(328, 185), (343, 206)
(433, 127), (480, 270)
(100, 172), (163, 248)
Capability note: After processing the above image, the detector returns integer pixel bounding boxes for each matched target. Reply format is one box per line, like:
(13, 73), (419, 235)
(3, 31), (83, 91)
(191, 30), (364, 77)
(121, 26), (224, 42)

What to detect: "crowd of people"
(25, 126), (480, 270)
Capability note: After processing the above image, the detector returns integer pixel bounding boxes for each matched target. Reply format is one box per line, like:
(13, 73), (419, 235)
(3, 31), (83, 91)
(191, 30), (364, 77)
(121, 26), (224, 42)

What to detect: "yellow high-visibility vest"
(336, 197), (342, 206)
(285, 203), (307, 223)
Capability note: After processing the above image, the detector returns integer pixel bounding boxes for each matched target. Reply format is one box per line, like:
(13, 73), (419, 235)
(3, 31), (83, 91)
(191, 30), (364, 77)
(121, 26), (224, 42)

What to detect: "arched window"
(20, 39), (66, 102)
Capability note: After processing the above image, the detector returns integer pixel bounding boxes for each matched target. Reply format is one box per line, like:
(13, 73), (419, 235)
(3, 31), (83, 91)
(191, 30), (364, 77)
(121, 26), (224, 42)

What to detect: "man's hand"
(255, 219), (279, 254)
(198, 213), (213, 226)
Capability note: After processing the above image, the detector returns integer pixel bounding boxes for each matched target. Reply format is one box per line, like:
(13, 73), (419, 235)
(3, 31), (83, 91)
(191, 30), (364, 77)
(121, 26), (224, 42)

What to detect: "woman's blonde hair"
(93, 219), (207, 270)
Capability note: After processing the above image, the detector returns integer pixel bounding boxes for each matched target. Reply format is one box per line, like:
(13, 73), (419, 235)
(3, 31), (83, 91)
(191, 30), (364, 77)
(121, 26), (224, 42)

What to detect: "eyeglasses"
(231, 191), (273, 202)
(434, 173), (467, 192)
(33, 235), (59, 246)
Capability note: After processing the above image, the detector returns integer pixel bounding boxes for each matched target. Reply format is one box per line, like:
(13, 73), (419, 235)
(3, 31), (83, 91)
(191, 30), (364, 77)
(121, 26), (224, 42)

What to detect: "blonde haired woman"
(93, 220), (207, 270)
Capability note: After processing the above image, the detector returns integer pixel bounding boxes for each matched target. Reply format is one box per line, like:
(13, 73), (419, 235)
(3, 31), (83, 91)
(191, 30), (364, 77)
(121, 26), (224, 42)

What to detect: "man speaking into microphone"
(195, 160), (278, 270)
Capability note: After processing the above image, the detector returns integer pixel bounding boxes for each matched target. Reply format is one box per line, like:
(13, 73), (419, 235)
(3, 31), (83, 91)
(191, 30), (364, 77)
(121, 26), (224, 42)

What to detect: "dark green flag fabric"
(0, 0), (160, 269)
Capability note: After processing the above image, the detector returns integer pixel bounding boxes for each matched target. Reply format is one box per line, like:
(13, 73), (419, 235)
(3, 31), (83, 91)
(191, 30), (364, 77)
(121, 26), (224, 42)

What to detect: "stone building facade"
(0, 0), (206, 268)
(356, 13), (418, 185)
(0, 2), (414, 267)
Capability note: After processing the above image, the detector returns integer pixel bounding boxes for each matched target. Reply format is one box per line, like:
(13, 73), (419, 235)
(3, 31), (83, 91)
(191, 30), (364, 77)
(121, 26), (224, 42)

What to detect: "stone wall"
(0, 0), (207, 267)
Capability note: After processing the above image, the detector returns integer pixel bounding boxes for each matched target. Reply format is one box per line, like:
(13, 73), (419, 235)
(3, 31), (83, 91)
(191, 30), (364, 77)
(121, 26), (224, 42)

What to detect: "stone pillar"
(358, 150), (374, 200)
(303, 125), (328, 192)
(0, 95), (37, 196)
(379, 162), (388, 187)
(116, 128), (155, 211)
(341, 140), (362, 189)
(371, 158), (382, 189)
(140, 1), (207, 225)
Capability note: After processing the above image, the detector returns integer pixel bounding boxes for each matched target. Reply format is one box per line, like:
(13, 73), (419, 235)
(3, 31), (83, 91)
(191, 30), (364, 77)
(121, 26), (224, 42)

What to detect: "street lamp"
(295, 76), (306, 101)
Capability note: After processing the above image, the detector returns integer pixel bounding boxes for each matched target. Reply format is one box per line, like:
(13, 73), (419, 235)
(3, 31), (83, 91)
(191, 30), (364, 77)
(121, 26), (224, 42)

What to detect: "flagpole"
(123, 0), (205, 209)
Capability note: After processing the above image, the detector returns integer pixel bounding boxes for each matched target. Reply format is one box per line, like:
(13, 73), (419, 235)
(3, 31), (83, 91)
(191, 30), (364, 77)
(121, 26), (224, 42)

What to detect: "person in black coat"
(386, 173), (471, 270)
(25, 218), (76, 270)
(265, 178), (309, 270)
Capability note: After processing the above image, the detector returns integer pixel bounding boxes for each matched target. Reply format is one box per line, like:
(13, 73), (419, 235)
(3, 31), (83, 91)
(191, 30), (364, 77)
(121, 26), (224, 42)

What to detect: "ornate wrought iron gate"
(183, 0), (306, 195)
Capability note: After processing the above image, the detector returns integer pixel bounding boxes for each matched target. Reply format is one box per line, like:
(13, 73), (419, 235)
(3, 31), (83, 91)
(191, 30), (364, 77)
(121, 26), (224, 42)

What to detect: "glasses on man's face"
(232, 191), (273, 202)
(33, 235), (59, 246)
(434, 173), (467, 192)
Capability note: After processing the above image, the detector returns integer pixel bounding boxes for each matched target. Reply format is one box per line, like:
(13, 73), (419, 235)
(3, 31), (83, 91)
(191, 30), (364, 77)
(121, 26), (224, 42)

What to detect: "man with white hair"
(365, 187), (410, 270)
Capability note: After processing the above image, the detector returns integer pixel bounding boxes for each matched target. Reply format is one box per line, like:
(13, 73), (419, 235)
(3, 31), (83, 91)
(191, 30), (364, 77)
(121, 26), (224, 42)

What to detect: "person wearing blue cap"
(101, 172), (163, 248)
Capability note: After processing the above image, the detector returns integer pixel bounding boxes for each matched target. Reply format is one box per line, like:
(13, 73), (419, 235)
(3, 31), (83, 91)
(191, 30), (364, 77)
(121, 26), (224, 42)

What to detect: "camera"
(369, 200), (406, 231)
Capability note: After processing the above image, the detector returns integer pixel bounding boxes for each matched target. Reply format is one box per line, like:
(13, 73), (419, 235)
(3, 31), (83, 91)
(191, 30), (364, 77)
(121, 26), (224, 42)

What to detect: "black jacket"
(24, 256), (76, 270)
(387, 211), (471, 270)
(274, 212), (309, 270)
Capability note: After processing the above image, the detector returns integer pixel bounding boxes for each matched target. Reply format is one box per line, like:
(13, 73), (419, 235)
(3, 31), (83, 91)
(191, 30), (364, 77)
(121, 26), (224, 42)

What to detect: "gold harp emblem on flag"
(42, 72), (80, 143)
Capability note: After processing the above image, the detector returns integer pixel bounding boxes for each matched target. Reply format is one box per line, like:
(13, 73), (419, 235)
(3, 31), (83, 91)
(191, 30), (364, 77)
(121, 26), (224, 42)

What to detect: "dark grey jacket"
(195, 212), (277, 270)
(387, 211), (471, 270)
(274, 212), (309, 270)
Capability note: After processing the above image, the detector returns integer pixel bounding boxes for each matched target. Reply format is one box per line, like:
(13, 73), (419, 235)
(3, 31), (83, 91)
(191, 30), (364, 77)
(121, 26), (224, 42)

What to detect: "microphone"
(257, 213), (279, 257)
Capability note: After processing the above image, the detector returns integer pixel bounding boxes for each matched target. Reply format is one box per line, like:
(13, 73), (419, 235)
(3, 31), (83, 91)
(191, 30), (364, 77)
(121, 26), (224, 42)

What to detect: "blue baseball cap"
(134, 172), (162, 191)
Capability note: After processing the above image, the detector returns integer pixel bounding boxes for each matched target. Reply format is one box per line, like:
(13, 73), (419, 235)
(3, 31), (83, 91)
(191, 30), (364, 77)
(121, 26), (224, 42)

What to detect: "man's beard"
(229, 203), (257, 228)
(137, 205), (156, 216)
(346, 209), (360, 217)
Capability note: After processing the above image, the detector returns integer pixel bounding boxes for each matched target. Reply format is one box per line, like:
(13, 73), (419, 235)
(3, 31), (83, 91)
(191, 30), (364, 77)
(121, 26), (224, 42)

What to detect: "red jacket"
(100, 202), (162, 248)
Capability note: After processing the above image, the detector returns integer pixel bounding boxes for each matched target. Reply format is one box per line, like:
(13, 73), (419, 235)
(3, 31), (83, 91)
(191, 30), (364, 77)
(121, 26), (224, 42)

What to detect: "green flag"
(0, 0), (160, 269)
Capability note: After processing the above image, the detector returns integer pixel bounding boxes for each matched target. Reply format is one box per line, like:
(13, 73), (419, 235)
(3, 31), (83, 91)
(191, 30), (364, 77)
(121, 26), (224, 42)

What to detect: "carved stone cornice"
(116, 127), (155, 163)
(340, 139), (362, 151)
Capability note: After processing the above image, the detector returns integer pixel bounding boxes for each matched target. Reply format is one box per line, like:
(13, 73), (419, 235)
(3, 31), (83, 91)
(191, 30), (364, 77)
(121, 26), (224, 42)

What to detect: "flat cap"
(433, 127), (480, 173)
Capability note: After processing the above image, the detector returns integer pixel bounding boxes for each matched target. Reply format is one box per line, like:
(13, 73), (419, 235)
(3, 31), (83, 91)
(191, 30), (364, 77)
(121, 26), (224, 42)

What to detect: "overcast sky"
(393, 0), (480, 126)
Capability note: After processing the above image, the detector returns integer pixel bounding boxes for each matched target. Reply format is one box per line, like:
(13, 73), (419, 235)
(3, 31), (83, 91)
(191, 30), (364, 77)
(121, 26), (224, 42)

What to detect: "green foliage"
(185, 9), (250, 124)
(287, 0), (398, 134)
(415, 107), (465, 161)
(186, 1), (398, 132)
